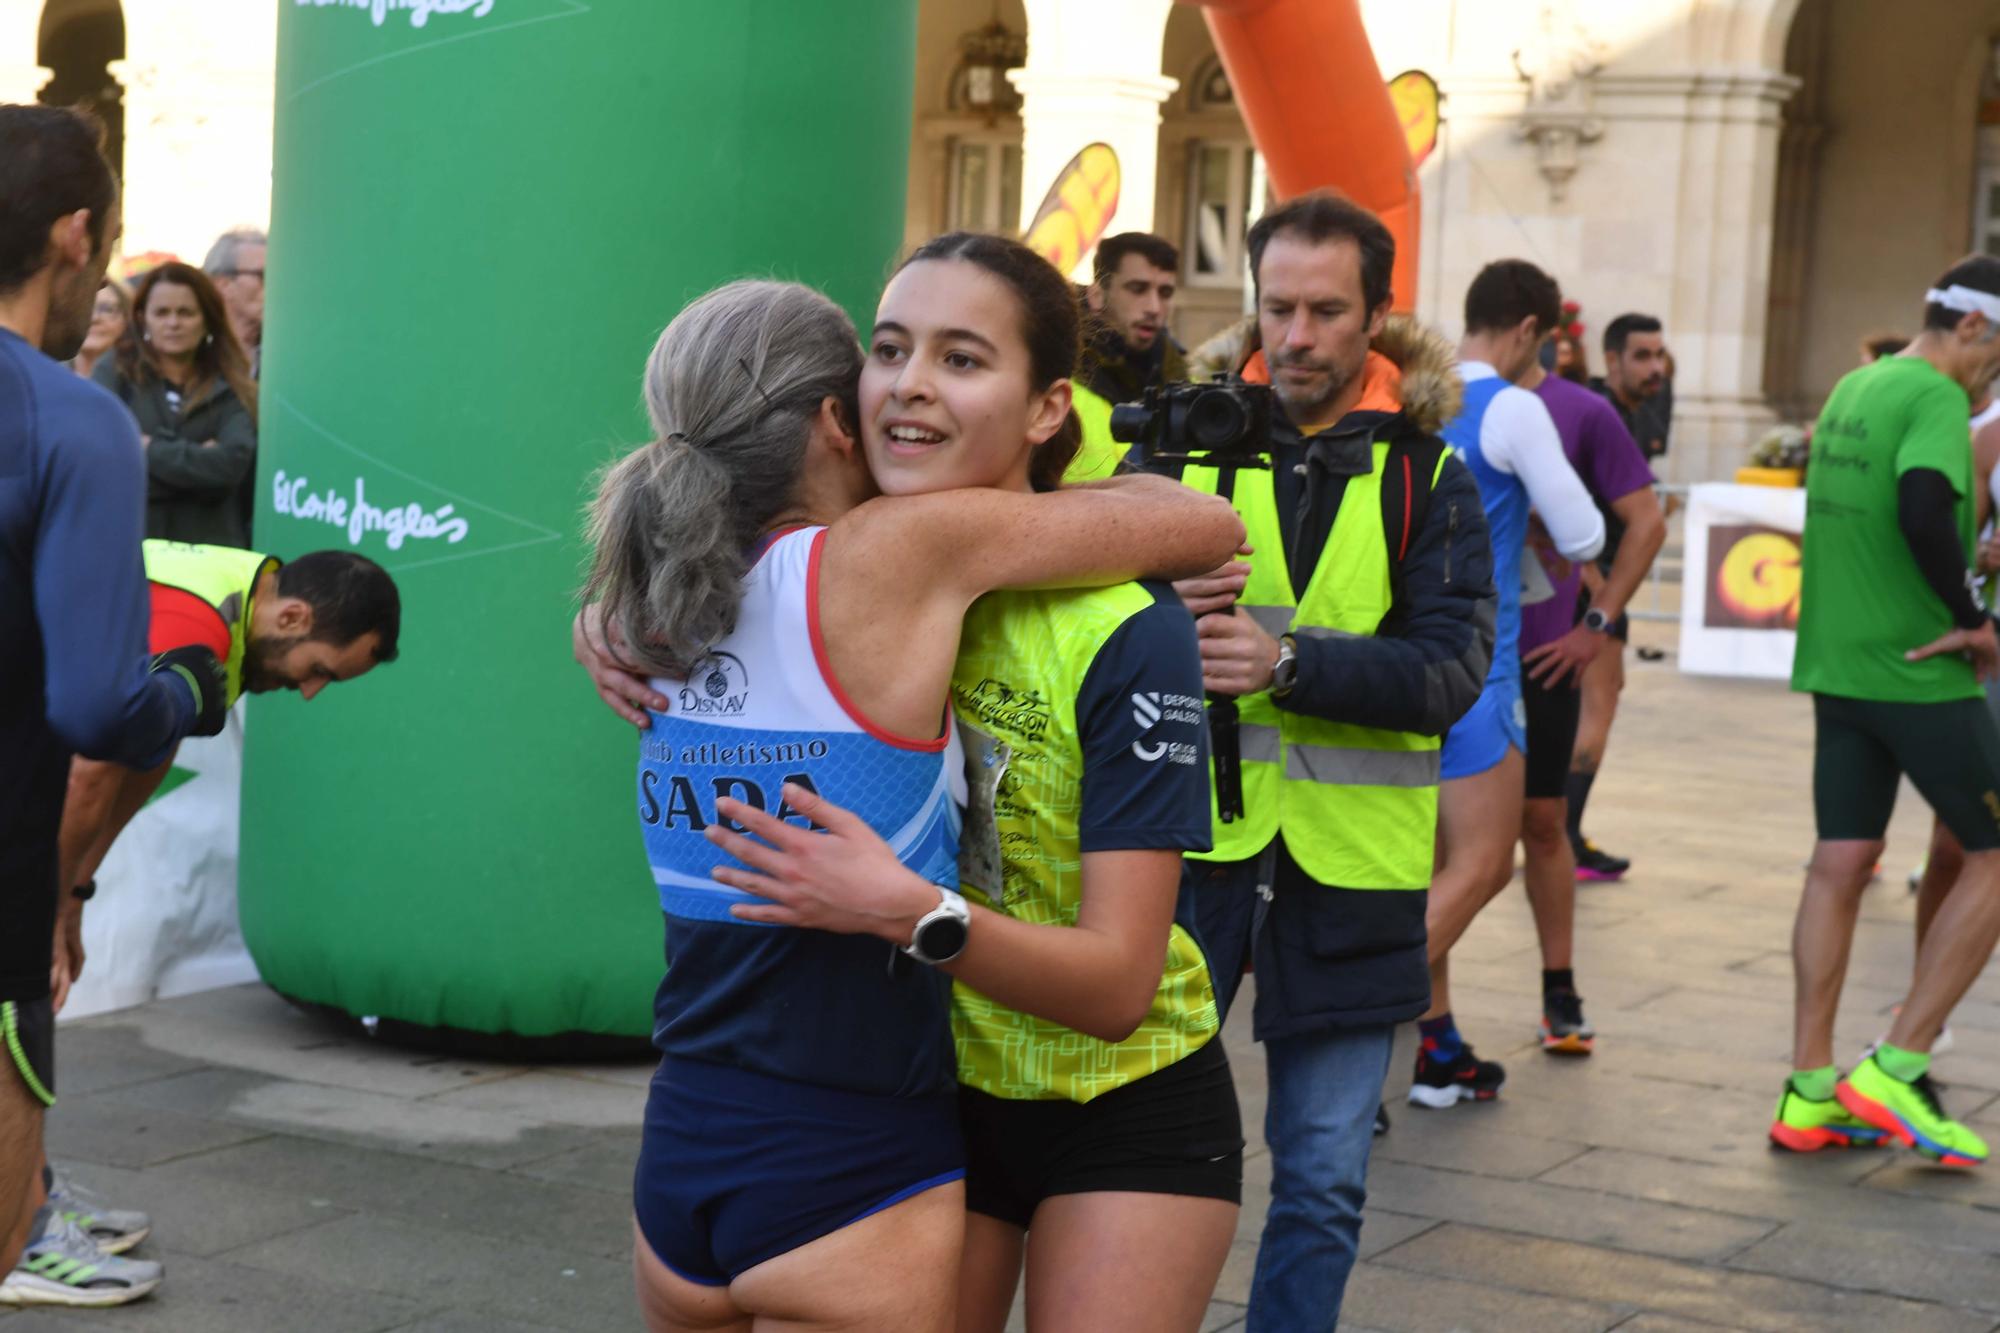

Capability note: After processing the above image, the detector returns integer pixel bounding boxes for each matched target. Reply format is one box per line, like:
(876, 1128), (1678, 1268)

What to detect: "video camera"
(1110, 376), (1282, 825)
(1108, 377), (1277, 469)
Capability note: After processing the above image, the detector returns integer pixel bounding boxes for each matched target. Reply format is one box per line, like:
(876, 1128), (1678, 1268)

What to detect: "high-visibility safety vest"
(142, 539), (277, 708)
(1182, 443), (1447, 888)
(1062, 383), (1124, 483)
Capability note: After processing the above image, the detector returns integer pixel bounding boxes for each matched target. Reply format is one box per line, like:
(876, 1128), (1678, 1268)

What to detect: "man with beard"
(1, 103), (229, 1305)
(1067, 232), (1187, 480)
(1160, 192), (1495, 1329)
(1568, 312), (1672, 882)
(54, 540), (402, 976)
(1, 541), (398, 1304)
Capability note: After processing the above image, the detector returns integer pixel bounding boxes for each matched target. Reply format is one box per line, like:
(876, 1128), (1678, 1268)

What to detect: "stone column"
(1010, 0), (1178, 279)
(115, 0), (276, 262)
(1657, 70), (1798, 484)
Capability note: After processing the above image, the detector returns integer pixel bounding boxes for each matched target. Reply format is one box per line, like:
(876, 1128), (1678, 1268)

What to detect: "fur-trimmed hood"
(1184, 312), (1462, 437)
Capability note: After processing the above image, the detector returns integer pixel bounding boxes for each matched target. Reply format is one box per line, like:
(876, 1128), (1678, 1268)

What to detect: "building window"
(1185, 141), (1256, 287)
(948, 137), (1023, 235)
(1977, 42), (2000, 254)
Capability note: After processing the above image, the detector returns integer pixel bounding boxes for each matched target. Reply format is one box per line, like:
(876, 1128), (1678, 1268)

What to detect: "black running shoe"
(1373, 1103), (1390, 1136)
(1408, 1045), (1506, 1108)
(1539, 988), (1596, 1055)
(1574, 839), (1631, 883)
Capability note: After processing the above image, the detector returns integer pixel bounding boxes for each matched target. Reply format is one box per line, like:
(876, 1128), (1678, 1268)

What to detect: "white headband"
(1926, 285), (2000, 323)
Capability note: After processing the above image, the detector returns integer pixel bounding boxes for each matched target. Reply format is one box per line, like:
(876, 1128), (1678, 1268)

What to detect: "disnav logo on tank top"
(678, 652), (750, 717)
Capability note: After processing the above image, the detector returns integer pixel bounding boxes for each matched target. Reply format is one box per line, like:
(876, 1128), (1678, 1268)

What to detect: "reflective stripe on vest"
(141, 540), (277, 708)
(1180, 442), (1446, 889)
(1062, 384), (1125, 483)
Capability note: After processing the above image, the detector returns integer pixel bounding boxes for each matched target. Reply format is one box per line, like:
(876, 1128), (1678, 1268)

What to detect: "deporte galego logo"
(294, 0), (495, 30)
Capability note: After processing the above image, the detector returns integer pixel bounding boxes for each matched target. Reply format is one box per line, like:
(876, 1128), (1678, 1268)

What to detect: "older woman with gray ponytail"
(581, 276), (1242, 1333)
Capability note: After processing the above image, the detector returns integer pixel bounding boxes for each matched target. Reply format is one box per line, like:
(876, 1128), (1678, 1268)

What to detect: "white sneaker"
(0, 1212), (162, 1307)
(48, 1168), (152, 1255)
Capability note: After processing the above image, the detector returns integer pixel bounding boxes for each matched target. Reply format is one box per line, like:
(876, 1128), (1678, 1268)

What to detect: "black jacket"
(1173, 318), (1498, 1035)
(93, 358), (258, 547)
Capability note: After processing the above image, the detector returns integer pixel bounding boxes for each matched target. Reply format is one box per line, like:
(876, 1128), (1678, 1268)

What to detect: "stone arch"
(36, 0), (123, 174)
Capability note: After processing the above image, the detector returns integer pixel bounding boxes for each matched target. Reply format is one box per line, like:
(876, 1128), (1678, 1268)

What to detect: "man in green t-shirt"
(1776, 256), (2000, 1167)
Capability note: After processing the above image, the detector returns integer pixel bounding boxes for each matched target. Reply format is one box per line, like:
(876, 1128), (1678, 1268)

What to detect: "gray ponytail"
(585, 279), (863, 679)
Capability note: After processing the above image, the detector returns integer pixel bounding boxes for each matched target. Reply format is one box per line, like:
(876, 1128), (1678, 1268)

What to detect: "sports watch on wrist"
(1271, 634), (1300, 698)
(1582, 607), (1614, 635)
(903, 885), (971, 965)
(71, 878), (96, 902)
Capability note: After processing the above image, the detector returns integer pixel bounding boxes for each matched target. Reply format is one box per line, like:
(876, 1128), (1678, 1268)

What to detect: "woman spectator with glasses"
(93, 261), (259, 546)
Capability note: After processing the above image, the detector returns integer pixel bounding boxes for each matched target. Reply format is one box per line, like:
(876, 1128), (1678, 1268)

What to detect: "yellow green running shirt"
(950, 580), (1219, 1103)
(1794, 356), (1980, 704)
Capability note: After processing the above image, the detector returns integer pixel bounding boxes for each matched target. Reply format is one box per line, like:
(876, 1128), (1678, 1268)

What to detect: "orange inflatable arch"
(1190, 0), (1421, 310)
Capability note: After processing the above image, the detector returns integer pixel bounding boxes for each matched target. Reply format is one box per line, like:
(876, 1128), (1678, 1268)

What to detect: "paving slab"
(41, 1157), (350, 1258)
(1339, 1260), (1630, 1332)
(221, 1212), (635, 1330)
(94, 1067), (599, 1169)
(1371, 1224), (1994, 1333)
(41, 1089), (269, 1170)
(150, 1133), (633, 1261)
(0, 1250), (427, 1332)
(1726, 1221), (2000, 1313)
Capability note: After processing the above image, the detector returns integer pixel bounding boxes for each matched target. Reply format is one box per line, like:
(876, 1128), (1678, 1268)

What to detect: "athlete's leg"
(727, 1180), (962, 1333)
(1791, 699), (1901, 1070)
(1915, 817), (1963, 965)
(1792, 838), (1883, 1070)
(1019, 1192), (1236, 1333)
(953, 1212), (1025, 1333)
(1887, 848), (2000, 1054)
(633, 1218), (752, 1333)
(1423, 747), (1528, 997)
(1567, 637), (1625, 849)
(1521, 796), (1575, 971)
(0, 1051), (43, 1276)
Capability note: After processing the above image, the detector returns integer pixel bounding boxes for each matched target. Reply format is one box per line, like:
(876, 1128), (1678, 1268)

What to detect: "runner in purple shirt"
(1513, 362), (1665, 1056)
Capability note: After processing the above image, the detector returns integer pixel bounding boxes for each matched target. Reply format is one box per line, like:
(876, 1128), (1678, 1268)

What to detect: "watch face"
(918, 916), (969, 962)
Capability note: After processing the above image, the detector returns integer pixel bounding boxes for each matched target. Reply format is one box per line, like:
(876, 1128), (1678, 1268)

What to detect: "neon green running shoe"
(1837, 1056), (1988, 1167)
(1769, 1084), (1887, 1153)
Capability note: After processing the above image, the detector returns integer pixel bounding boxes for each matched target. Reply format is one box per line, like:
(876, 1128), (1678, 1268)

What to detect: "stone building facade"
(7, 0), (1999, 480)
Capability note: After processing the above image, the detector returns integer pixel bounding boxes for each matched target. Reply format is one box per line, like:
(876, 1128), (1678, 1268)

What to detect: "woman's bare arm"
(709, 787), (1178, 1043)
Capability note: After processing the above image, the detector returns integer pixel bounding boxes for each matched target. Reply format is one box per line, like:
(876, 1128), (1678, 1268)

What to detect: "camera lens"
(1109, 403), (1154, 444)
(1186, 390), (1247, 451)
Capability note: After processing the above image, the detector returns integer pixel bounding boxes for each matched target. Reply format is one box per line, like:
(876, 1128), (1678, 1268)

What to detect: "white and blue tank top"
(637, 525), (965, 1097)
(1442, 373), (1527, 690)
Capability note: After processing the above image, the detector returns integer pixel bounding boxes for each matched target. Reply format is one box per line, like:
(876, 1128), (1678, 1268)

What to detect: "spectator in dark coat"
(92, 261), (258, 546)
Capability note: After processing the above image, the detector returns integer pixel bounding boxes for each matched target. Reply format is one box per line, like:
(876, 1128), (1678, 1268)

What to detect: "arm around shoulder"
(842, 475), (1244, 609)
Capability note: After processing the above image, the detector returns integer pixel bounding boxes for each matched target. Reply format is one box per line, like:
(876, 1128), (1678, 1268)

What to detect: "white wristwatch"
(903, 886), (971, 965)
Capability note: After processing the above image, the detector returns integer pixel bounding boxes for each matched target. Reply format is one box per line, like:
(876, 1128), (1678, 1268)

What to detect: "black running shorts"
(1812, 692), (2000, 851)
(2, 997), (54, 1107)
(1521, 672), (1582, 800)
(958, 1037), (1242, 1229)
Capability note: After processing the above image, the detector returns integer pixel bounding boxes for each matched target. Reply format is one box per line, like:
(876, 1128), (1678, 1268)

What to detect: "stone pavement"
(7, 618), (2000, 1331)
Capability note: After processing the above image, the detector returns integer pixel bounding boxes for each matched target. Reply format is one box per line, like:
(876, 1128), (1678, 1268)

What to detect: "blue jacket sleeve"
(1276, 453), (1497, 737)
(37, 389), (198, 765)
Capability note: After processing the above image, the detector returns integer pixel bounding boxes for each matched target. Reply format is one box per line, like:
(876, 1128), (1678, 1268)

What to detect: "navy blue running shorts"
(633, 1056), (964, 1286)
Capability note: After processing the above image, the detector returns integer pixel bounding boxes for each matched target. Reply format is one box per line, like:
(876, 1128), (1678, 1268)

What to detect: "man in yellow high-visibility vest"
(1156, 192), (1495, 1330)
(1066, 233), (1188, 482)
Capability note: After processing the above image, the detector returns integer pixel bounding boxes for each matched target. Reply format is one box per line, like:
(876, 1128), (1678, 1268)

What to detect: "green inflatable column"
(241, 2), (919, 1042)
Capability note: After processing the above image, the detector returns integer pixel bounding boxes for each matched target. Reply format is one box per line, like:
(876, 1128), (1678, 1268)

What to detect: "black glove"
(150, 644), (230, 737)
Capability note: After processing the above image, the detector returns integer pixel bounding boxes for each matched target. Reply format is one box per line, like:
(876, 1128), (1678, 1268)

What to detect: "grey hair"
(584, 279), (863, 679)
(202, 226), (266, 276)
